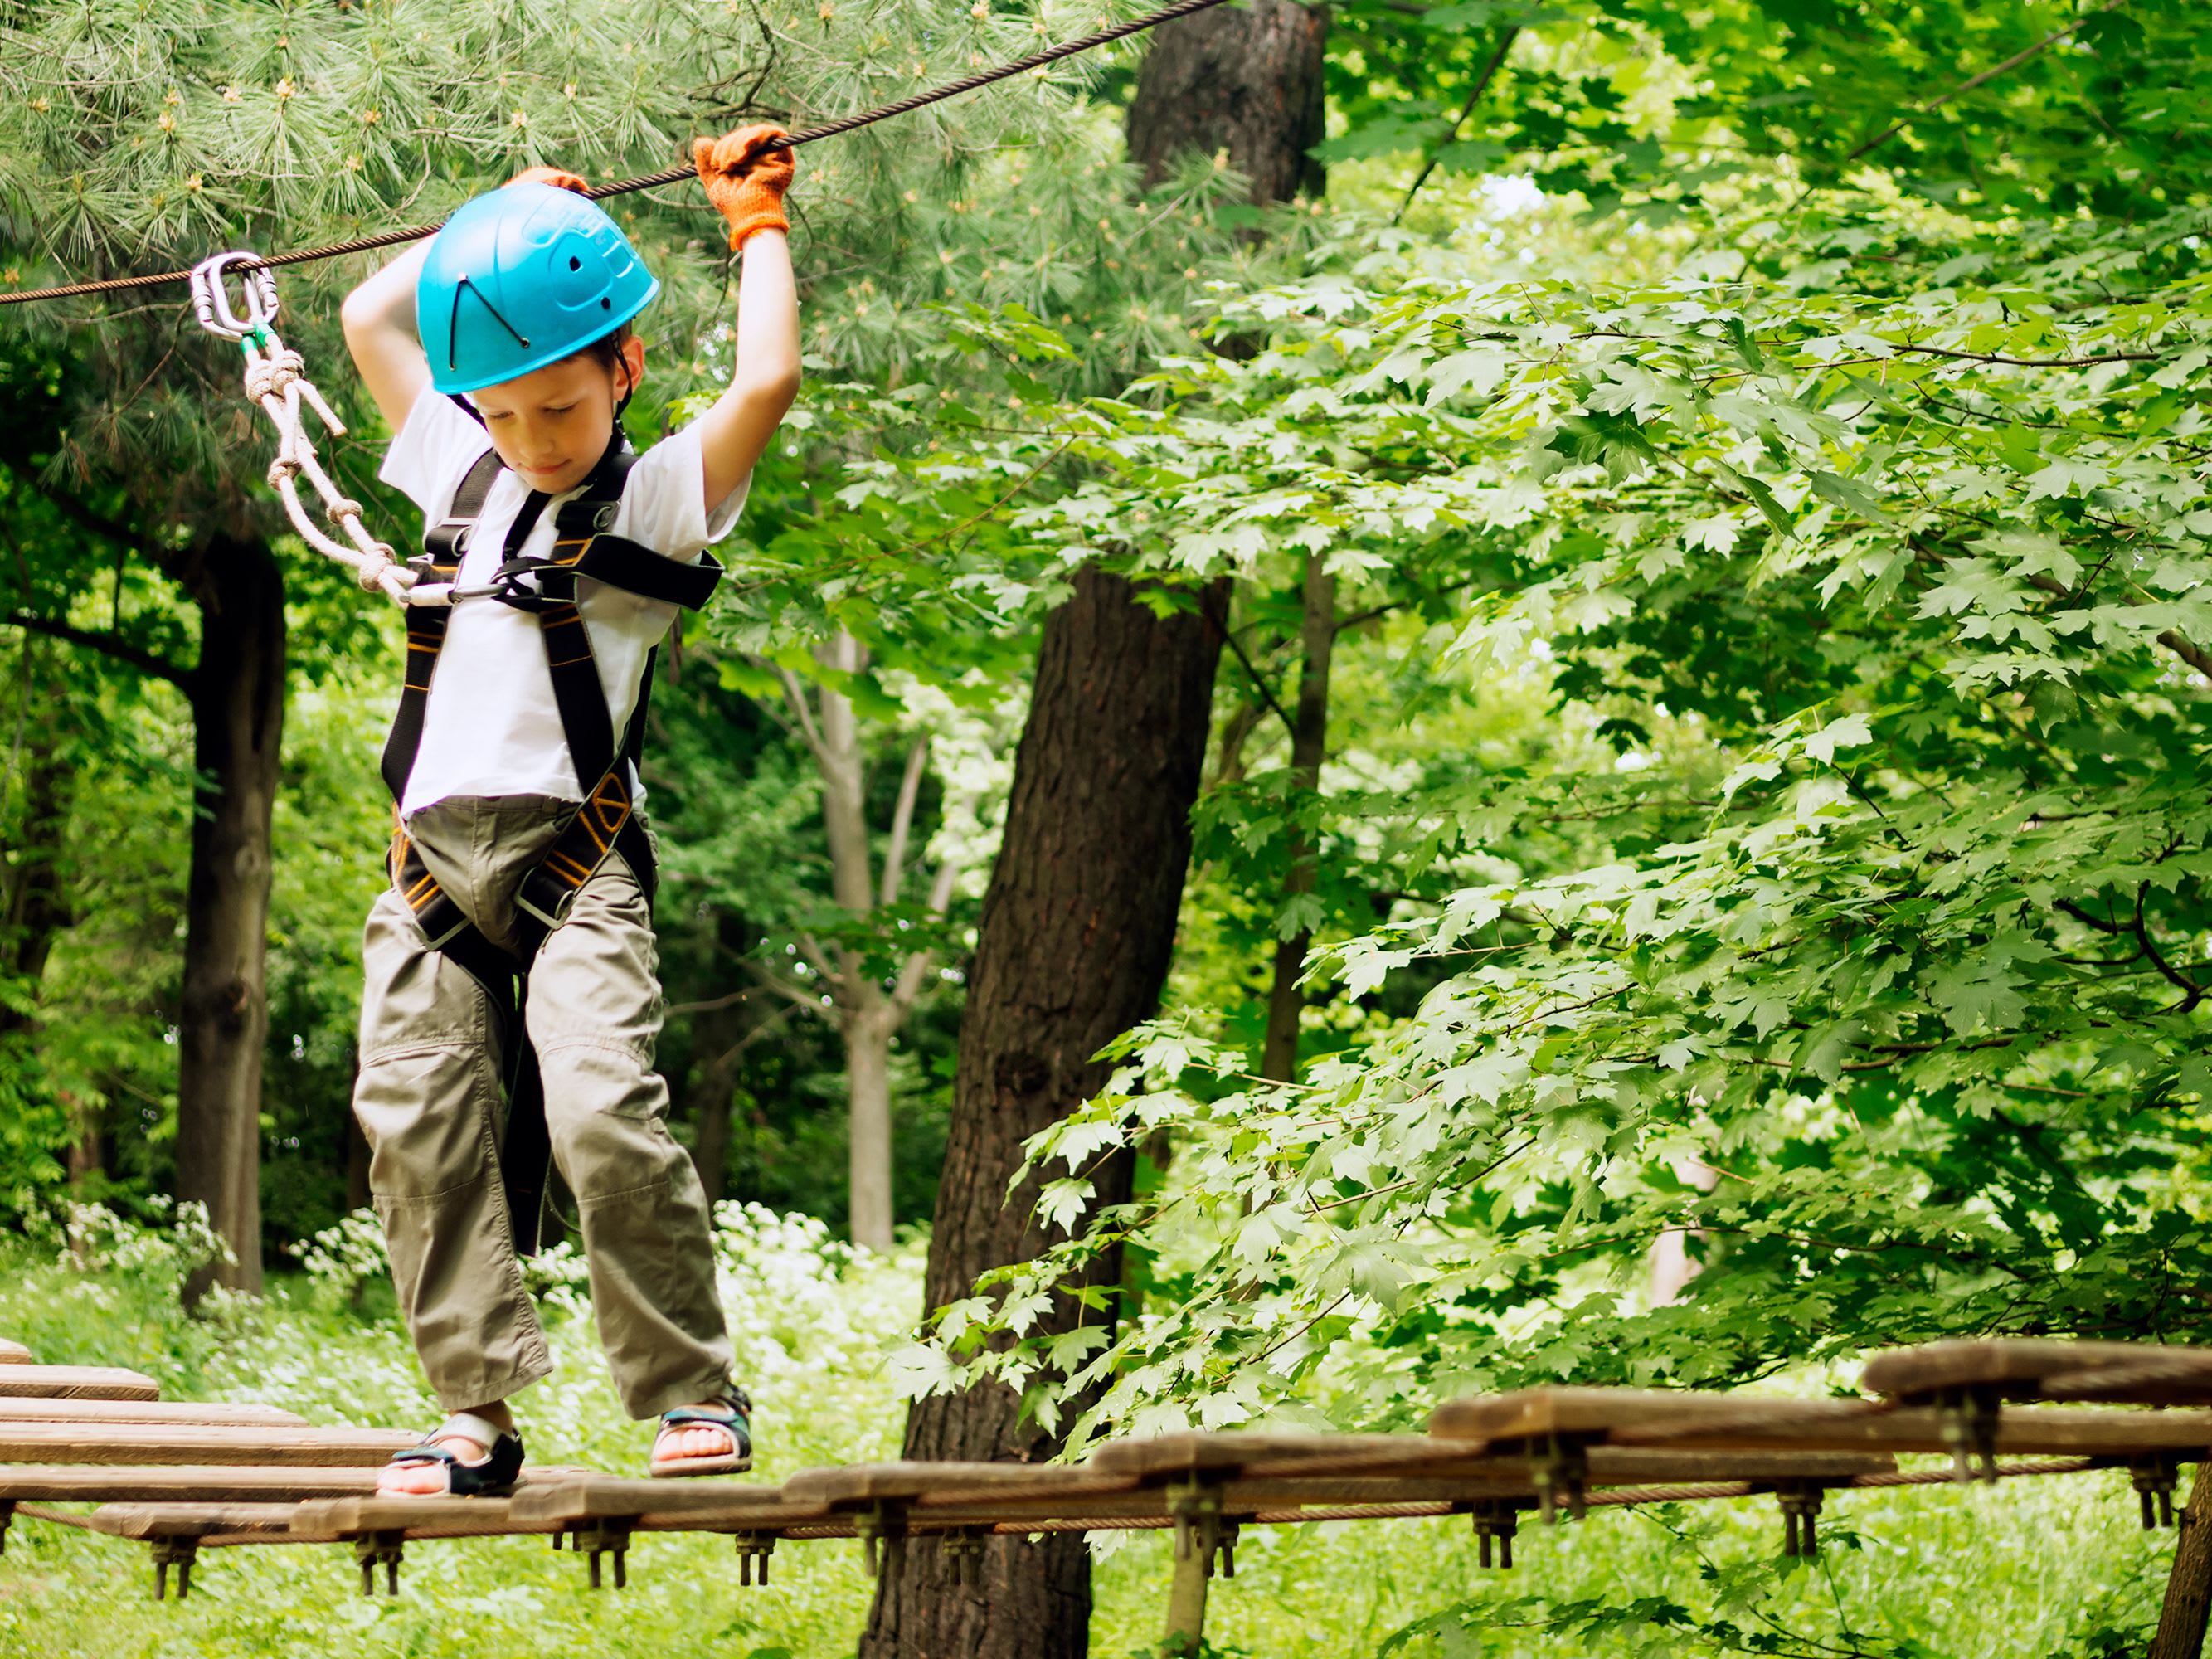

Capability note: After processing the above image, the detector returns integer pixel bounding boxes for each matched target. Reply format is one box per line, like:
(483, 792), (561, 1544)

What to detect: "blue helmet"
(417, 183), (659, 394)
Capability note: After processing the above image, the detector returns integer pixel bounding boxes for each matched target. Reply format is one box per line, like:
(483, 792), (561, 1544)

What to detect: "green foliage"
(0, 1209), (2187, 1657)
(889, 189), (2212, 1444)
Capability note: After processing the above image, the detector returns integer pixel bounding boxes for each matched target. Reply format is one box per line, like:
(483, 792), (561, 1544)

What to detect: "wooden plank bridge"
(5, 1334), (2212, 1654)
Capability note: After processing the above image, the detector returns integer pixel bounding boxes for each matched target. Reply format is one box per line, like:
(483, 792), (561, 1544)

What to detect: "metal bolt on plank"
(1534, 1435), (1590, 1525)
(1168, 1478), (1233, 1578)
(571, 1519), (634, 1589)
(940, 1527), (986, 1588)
(152, 1538), (198, 1601)
(1932, 1385), (2001, 1484)
(1776, 1483), (1826, 1558)
(733, 1530), (777, 1587)
(857, 1504), (907, 1585)
(2133, 1454), (2184, 1530)
(1468, 1497), (1522, 1569)
(353, 1530), (405, 1597)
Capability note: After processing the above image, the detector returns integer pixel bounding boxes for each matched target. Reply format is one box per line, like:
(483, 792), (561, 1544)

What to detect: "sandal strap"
(387, 1443), (469, 1469)
(657, 1390), (751, 1432)
(388, 1413), (515, 1470)
(435, 1411), (508, 1451)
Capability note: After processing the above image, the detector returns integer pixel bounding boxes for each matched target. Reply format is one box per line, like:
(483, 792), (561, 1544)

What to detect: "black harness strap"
(380, 449), (503, 805)
(380, 435), (719, 1253)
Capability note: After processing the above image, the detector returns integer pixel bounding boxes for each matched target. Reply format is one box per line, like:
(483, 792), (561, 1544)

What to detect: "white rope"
(234, 333), (434, 606)
(192, 250), (455, 610)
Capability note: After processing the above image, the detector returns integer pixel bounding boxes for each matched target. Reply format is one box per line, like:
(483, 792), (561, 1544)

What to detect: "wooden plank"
(1864, 1340), (2212, 1402)
(784, 1461), (1138, 1509)
(0, 1422), (414, 1467)
(0, 1339), (31, 1365)
(0, 1396), (307, 1428)
(1093, 1433), (1422, 1479)
(1431, 1387), (1835, 1443)
(1432, 1389), (2212, 1457)
(0, 1364), (160, 1402)
(90, 1503), (309, 1540)
(1620, 1405), (2212, 1457)
(0, 1465), (388, 1501)
(289, 1496), (558, 1537)
(508, 1475), (826, 1528)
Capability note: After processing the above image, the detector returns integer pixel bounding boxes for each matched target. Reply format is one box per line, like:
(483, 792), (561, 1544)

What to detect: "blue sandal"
(649, 1389), (752, 1477)
(380, 1411), (525, 1497)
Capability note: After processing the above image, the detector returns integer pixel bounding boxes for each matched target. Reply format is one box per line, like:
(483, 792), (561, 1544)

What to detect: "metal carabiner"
(189, 251), (281, 342)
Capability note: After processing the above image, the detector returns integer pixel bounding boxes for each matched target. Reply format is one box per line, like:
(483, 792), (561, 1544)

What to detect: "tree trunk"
(680, 911), (759, 1207)
(846, 991), (899, 1251)
(1126, 0), (1329, 203)
(797, 631), (904, 1248)
(2154, 1459), (2212, 1659)
(1260, 554), (1335, 1082)
(343, 1107), (372, 1215)
(175, 537), (284, 1301)
(859, 567), (1224, 1659)
(1, 709), (73, 1038)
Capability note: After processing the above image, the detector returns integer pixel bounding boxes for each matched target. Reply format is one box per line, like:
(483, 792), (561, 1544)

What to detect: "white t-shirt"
(378, 388), (747, 816)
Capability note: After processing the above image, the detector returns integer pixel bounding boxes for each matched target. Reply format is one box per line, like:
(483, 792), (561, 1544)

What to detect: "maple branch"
(1894, 343), (2159, 369)
(1200, 586), (1295, 741)
(2132, 882), (2204, 1013)
(1843, 1), (2129, 164)
(1394, 26), (1521, 223)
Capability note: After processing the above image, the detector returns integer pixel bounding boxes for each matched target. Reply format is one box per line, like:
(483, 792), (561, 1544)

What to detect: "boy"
(338, 126), (798, 1495)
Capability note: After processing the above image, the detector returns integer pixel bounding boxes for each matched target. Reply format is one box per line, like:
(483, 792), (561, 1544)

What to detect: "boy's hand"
(508, 165), (591, 193)
(692, 125), (794, 250)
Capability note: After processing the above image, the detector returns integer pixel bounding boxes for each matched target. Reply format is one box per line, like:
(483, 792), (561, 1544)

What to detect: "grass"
(0, 1206), (2182, 1658)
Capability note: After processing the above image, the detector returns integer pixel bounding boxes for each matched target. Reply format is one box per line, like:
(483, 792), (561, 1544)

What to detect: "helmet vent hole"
(570, 256), (581, 271)
(601, 298), (611, 309)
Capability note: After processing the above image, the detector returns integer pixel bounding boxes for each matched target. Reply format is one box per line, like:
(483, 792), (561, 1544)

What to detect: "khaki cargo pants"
(351, 794), (733, 1418)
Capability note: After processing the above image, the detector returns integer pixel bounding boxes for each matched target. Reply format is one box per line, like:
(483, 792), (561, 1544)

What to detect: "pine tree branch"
(2, 463), (187, 586)
(2, 611), (190, 687)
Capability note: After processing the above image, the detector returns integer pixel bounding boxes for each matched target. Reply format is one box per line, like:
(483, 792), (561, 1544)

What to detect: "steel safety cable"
(0, 0), (1232, 309)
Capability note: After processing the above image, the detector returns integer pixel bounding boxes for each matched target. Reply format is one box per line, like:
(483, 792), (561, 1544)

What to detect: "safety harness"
(381, 435), (722, 1252)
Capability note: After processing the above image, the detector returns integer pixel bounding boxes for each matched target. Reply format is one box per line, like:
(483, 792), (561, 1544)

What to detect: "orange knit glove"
(507, 165), (591, 194)
(693, 125), (794, 251)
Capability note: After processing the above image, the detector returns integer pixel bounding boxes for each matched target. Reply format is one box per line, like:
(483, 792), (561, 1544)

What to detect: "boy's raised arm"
(690, 129), (803, 515)
(339, 239), (435, 434)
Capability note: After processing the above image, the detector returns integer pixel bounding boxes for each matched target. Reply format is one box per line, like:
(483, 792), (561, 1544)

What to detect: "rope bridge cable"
(0, 0), (1233, 310)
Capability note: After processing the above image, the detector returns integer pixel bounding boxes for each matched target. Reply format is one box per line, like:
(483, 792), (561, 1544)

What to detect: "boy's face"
(468, 333), (646, 496)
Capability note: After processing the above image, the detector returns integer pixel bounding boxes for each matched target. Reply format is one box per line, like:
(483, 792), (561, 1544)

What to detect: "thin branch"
(1334, 575), (1481, 637)
(1, 460), (151, 558)
(892, 812), (969, 1013)
(2156, 629), (2212, 680)
(793, 930), (843, 993)
(1200, 587), (1295, 740)
(2055, 897), (2127, 937)
(664, 985), (771, 1018)
(2132, 880), (2204, 1013)
(1394, 27), (1521, 223)
(775, 663), (829, 763)
(1843, 1), (2127, 164)
(743, 956), (838, 1014)
(2, 611), (189, 686)
(1892, 343), (2159, 369)
(879, 736), (929, 908)
(705, 1005), (792, 1074)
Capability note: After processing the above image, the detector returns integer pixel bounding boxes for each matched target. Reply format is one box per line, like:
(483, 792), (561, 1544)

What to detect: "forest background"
(3, 1), (2212, 1655)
